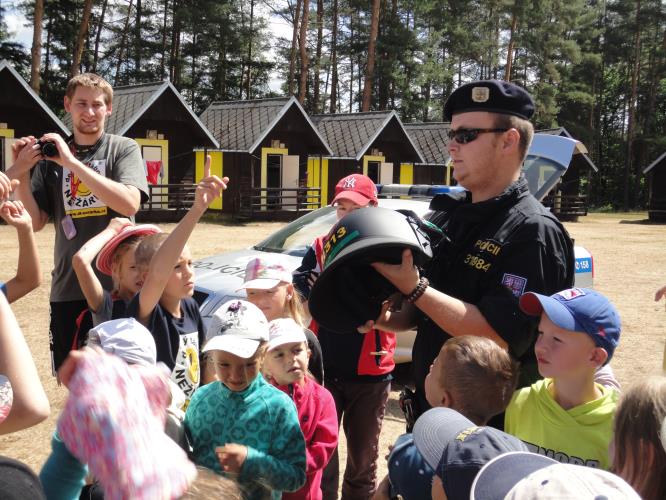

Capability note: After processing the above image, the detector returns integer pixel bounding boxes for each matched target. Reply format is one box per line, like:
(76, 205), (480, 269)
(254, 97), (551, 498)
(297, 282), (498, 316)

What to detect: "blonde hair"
(438, 336), (519, 425)
(110, 235), (142, 294)
(66, 73), (113, 105)
(285, 287), (308, 326)
(613, 376), (666, 500)
(134, 233), (169, 271)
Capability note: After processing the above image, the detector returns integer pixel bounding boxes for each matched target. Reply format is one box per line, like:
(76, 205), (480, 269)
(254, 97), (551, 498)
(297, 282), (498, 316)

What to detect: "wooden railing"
(140, 183), (197, 214)
(542, 194), (588, 218)
(239, 186), (321, 218)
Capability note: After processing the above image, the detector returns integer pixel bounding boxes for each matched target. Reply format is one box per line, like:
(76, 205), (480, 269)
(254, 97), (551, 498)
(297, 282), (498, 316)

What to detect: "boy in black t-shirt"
(127, 157), (228, 409)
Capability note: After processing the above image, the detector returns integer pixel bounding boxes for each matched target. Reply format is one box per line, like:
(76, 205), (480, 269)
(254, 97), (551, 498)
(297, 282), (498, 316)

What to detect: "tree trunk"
(623, 0), (641, 210)
(329, 0), (338, 113)
(245, 0), (255, 99)
(288, 0), (302, 96)
(505, 8), (518, 81)
(71, 0), (94, 78)
(298, 0), (310, 103)
(159, 0), (168, 78)
(30, 0), (44, 92)
(134, 0), (142, 78)
(92, 0), (108, 73)
(361, 0), (380, 111)
(312, 0), (323, 113)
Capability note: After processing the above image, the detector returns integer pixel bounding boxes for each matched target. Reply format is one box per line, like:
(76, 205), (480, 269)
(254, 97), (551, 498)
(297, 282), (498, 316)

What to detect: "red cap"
(331, 174), (378, 207)
(96, 224), (162, 275)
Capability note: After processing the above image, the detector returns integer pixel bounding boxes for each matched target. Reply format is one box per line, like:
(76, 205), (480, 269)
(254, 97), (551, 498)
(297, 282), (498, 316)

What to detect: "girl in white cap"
(262, 318), (338, 500)
(185, 300), (306, 500)
(238, 255), (324, 384)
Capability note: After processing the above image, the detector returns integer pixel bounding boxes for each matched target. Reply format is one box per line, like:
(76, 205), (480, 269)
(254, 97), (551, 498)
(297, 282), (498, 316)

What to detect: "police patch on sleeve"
(501, 273), (527, 298)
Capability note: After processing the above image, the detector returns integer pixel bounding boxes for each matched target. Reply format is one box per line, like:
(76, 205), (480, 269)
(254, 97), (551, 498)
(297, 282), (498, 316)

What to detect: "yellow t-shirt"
(505, 378), (618, 470)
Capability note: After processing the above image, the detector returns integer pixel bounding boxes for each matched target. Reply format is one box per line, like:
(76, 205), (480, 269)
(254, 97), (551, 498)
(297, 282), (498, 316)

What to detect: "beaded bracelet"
(406, 277), (429, 303)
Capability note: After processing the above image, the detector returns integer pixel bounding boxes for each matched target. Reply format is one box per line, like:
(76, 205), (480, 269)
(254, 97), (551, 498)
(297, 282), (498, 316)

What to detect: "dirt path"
(0, 212), (664, 483)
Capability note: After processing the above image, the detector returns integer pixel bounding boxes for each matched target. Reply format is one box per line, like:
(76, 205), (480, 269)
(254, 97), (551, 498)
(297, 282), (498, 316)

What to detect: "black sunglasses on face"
(447, 128), (509, 144)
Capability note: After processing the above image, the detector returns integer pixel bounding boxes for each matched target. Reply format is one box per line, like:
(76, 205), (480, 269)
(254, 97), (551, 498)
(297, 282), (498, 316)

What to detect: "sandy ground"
(0, 212), (665, 488)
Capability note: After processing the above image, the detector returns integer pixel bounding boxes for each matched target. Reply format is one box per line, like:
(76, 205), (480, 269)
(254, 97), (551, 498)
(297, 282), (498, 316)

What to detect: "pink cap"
(331, 174), (378, 207)
(238, 256), (293, 290)
(96, 224), (162, 276)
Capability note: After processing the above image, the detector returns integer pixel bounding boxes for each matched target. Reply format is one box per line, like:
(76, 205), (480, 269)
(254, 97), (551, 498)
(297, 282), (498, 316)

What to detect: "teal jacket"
(185, 375), (306, 499)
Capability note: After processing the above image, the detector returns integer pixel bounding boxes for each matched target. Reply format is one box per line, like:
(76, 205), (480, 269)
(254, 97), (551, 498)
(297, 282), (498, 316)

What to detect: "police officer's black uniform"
(411, 175), (575, 415)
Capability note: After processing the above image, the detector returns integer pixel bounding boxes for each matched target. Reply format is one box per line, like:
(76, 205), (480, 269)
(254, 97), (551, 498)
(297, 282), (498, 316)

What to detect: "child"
(0, 292), (49, 435)
(239, 255), (324, 383)
(612, 375), (666, 500)
(470, 451), (640, 499)
(375, 335), (519, 499)
(127, 157), (227, 408)
(505, 287), (621, 470)
(72, 217), (160, 327)
(184, 300), (306, 500)
(41, 345), (197, 500)
(293, 173), (396, 499)
(263, 317), (338, 499)
(0, 199), (40, 303)
(407, 407), (526, 500)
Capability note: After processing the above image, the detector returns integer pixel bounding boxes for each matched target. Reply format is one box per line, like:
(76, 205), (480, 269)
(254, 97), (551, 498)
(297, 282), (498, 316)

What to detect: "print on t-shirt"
(172, 331), (200, 410)
(62, 160), (108, 218)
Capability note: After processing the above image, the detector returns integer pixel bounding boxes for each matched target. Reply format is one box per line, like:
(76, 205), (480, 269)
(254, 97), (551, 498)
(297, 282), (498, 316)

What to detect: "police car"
(193, 134), (594, 363)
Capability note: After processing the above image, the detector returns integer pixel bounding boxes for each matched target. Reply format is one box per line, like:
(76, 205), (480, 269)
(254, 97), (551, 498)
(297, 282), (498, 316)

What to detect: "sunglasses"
(447, 128), (509, 144)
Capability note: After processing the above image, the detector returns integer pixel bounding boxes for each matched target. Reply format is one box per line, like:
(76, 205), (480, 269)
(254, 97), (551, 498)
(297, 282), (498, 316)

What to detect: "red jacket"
(307, 236), (396, 379)
(274, 377), (339, 500)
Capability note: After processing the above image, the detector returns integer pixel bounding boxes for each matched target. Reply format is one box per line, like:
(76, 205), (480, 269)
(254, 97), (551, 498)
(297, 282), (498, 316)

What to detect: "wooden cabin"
(403, 122), (452, 185)
(643, 152), (666, 222)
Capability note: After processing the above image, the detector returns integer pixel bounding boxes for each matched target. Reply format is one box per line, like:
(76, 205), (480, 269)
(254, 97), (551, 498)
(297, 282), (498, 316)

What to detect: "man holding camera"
(7, 73), (148, 375)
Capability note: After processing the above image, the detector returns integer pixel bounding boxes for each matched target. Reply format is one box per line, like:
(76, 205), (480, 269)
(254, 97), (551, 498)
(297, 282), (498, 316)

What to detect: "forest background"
(1, 0), (664, 210)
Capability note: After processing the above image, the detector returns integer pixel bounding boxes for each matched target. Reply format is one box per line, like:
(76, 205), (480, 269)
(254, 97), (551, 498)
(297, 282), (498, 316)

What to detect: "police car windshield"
(522, 155), (567, 201)
(254, 206), (338, 256)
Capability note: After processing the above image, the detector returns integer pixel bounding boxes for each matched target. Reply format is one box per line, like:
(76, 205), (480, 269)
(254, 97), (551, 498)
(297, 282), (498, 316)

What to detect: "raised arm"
(136, 156), (227, 323)
(72, 217), (133, 312)
(0, 200), (41, 303)
(0, 293), (50, 434)
(40, 133), (141, 217)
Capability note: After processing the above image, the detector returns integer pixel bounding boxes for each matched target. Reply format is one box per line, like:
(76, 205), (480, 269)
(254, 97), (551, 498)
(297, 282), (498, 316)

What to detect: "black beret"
(443, 80), (535, 121)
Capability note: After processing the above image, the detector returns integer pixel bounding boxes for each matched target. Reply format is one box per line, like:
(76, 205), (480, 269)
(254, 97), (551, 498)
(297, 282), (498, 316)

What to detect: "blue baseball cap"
(519, 288), (621, 361)
(387, 433), (435, 500)
(407, 408), (527, 500)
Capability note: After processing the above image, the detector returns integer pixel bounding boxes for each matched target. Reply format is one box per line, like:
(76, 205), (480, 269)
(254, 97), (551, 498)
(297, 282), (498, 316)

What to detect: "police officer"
(370, 80), (575, 421)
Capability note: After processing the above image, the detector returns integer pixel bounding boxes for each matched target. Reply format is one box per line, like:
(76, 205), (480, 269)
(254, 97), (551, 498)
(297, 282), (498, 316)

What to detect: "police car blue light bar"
(376, 184), (465, 198)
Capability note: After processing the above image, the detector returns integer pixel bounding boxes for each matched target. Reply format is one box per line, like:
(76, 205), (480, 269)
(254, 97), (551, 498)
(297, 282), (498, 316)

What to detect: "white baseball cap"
(237, 256), (293, 291)
(204, 300), (269, 358)
(471, 451), (640, 500)
(87, 318), (157, 366)
(267, 318), (307, 351)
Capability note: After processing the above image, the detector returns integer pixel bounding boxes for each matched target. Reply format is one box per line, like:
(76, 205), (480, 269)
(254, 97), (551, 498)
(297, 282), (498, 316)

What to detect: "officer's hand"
(372, 249), (420, 295)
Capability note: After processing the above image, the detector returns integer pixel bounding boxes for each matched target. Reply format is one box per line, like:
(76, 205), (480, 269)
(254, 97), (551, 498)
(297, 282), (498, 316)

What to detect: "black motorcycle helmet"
(308, 207), (443, 334)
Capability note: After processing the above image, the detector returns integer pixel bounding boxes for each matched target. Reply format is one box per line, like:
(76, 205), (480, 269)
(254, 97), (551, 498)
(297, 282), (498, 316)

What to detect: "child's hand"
(215, 443), (248, 473)
(193, 155), (229, 212)
(107, 217), (133, 234)
(0, 171), (19, 202)
(57, 349), (87, 389)
(0, 200), (32, 229)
